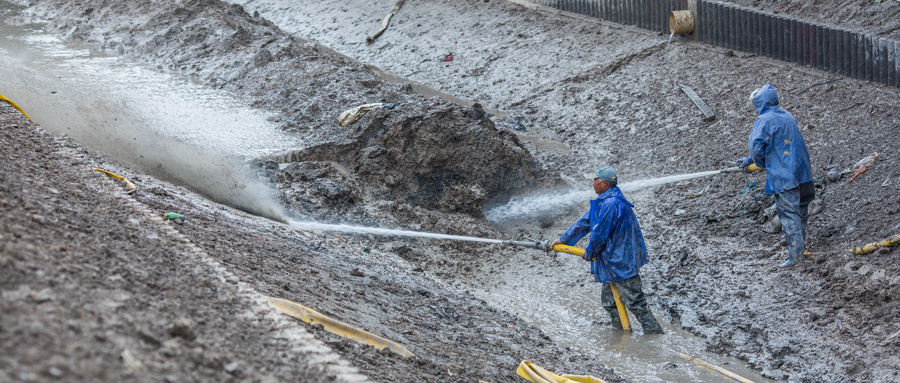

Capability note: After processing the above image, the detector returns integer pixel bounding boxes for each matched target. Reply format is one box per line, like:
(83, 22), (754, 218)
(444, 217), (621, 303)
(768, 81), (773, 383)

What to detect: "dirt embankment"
(0, 104), (343, 382)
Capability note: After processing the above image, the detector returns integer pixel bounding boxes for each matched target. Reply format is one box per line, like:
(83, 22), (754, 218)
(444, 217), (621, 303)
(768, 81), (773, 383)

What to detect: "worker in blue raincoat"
(737, 84), (814, 268)
(551, 166), (663, 334)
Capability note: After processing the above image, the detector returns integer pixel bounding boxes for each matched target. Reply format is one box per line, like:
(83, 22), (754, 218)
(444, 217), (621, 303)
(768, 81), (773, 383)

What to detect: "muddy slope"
(722, 0), (900, 41)
(0, 104), (346, 383)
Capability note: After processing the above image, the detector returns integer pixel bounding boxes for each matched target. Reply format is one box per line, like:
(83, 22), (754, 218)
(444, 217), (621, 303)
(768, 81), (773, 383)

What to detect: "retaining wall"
(535, 0), (900, 87)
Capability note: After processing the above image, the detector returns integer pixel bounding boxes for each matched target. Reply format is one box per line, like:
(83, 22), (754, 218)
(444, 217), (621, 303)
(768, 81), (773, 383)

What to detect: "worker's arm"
(557, 210), (590, 247)
(582, 203), (616, 262)
(748, 120), (769, 168)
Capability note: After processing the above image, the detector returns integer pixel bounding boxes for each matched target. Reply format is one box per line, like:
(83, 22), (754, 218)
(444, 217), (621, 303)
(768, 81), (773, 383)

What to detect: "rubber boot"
(780, 234), (804, 268)
(779, 255), (798, 268)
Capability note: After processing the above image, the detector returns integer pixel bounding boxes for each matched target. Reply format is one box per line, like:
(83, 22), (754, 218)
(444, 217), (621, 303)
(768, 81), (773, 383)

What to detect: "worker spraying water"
(508, 166), (664, 335)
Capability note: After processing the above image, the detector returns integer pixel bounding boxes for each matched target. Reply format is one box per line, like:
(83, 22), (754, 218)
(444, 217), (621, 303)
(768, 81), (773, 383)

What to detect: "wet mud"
(3, 0), (900, 382)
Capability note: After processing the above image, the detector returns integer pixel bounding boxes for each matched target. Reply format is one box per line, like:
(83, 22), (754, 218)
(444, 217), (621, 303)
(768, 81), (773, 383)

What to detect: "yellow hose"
(677, 353), (754, 383)
(608, 283), (631, 332)
(264, 295), (415, 357)
(0, 93), (34, 122)
(850, 233), (900, 255)
(516, 360), (608, 383)
(550, 244), (631, 332)
(94, 168), (137, 194)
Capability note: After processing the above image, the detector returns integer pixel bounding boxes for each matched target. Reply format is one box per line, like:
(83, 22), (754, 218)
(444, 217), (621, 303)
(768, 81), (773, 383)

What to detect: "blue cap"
(587, 166), (617, 182)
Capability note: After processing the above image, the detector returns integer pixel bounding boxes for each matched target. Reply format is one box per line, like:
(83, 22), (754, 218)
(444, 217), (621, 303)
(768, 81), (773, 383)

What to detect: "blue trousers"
(774, 181), (815, 259)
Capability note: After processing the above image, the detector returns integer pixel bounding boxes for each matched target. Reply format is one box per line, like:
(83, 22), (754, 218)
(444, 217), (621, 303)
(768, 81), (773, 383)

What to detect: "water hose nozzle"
(503, 238), (553, 252)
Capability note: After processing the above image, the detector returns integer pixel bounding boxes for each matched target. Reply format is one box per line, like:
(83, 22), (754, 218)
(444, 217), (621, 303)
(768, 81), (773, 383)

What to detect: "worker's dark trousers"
(600, 274), (661, 333)
(775, 181), (815, 259)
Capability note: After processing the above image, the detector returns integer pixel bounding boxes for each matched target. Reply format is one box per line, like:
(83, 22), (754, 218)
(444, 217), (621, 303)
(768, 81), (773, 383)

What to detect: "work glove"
(736, 157), (753, 172)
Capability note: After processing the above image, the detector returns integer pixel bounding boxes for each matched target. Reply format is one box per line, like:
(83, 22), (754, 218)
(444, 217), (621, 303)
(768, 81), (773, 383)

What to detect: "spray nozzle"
(503, 237), (553, 252)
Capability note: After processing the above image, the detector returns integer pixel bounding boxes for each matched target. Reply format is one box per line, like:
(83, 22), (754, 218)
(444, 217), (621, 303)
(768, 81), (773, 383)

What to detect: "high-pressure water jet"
(484, 165), (762, 223)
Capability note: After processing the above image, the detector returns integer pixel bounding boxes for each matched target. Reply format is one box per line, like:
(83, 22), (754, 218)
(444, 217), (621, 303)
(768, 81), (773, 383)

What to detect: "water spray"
(485, 165), (762, 223)
(287, 220), (503, 244)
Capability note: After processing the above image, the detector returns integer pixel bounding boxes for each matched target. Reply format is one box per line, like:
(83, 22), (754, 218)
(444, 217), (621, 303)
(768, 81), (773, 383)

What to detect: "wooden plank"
(679, 84), (716, 121)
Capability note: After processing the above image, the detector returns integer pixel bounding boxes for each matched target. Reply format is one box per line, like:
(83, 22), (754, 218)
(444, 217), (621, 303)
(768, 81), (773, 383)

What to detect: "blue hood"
(752, 84), (779, 115)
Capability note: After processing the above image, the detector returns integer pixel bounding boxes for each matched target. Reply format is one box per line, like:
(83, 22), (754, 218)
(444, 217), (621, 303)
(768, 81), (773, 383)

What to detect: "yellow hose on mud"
(677, 353), (754, 383)
(264, 295), (415, 357)
(0, 93), (34, 122)
(550, 244), (632, 332)
(94, 168), (137, 194)
(850, 233), (900, 255)
(516, 360), (607, 383)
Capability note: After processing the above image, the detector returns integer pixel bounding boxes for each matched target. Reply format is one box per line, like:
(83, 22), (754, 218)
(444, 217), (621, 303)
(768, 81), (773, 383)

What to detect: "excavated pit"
(3, 0), (900, 382)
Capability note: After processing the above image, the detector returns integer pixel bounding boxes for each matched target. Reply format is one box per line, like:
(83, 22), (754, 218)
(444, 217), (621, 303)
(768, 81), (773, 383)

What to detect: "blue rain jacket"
(748, 84), (813, 195)
(558, 187), (648, 283)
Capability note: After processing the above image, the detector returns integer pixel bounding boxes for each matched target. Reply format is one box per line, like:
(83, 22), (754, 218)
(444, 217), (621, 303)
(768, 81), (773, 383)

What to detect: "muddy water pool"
(0, 9), (302, 159)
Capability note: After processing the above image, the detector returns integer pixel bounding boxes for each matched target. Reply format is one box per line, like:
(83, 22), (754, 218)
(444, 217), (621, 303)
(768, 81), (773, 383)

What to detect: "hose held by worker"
(737, 84), (814, 268)
(551, 166), (663, 335)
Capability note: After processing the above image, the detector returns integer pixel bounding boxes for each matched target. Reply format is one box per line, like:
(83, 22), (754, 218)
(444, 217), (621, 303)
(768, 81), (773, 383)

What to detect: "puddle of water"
(0, 9), (302, 159)
(467, 255), (776, 383)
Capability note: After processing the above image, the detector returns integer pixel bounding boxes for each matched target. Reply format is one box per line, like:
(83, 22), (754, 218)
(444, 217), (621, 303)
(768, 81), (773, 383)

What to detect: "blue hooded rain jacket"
(558, 186), (648, 283)
(748, 84), (813, 195)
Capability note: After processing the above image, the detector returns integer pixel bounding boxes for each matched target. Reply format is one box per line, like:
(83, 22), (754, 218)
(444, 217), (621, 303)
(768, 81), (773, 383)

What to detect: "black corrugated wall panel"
(536, 0), (899, 87)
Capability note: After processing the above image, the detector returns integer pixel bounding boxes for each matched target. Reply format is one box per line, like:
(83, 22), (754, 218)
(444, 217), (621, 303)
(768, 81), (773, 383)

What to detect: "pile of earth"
(26, 0), (557, 225)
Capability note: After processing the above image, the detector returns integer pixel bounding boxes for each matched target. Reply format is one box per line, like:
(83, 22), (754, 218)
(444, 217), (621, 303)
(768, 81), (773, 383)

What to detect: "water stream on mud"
(485, 170), (725, 222)
(0, 9), (773, 382)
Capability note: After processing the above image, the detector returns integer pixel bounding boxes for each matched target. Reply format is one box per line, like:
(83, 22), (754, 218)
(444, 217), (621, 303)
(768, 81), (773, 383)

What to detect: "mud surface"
(3, 0), (900, 382)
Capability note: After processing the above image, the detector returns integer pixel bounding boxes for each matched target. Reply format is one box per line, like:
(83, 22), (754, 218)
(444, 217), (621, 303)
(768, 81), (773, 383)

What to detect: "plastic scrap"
(738, 180), (758, 194)
(850, 233), (900, 255)
(367, 0), (405, 43)
(0, 93), (34, 122)
(338, 102), (396, 126)
(94, 168), (137, 194)
(163, 212), (185, 224)
(516, 360), (607, 383)
(264, 295), (415, 357)
(677, 352), (754, 383)
(841, 153), (881, 182)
